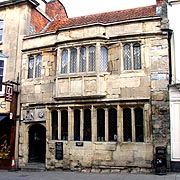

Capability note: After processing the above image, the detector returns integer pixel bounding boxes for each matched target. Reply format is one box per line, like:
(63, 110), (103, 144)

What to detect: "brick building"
(17, 0), (171, 173)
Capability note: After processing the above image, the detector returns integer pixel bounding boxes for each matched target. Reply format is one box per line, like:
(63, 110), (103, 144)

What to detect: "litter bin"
(155, 146), (167, 175)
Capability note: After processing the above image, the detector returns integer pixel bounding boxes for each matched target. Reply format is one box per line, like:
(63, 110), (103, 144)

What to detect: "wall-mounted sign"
(55, 142), (63, 160)
(0, 98), (10, 113)
(5, 84), (13, 102)
(76, 142), (83, 146)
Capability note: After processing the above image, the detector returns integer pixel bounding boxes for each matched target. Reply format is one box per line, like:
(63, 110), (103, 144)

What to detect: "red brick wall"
(30, 8), (49, 33)
(30, 0), (67, 33)
(46, 0), (68, 20)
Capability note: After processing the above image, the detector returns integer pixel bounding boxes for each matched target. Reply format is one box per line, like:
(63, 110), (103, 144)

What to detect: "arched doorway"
(29, 124), (46, 163)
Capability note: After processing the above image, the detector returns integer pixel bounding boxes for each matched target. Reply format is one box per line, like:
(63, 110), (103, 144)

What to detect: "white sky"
(60, 0), (156, 18)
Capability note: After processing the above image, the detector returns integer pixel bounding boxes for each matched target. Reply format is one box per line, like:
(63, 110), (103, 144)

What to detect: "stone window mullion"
(68, 106), (72, 141)
(131, 107), (135, 142)
(96, 43), (100, 73)
(80, 109), (83, 141)
(91, 105), (96, 142)
(58, 109), (61, 140)
(118, 105), (123, 142)
(130, 43), (134, 70)
(67, 49), (70, 74)
(77, 47), (80, 73)
(105, 108), (108, 141)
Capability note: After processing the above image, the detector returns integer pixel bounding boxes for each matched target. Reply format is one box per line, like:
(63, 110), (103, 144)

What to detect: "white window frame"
(0, 53), (7, 95)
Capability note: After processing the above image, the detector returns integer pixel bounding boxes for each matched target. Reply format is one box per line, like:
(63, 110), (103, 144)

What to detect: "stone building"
(0, 0), (67, 169)
(17, 0), (171, 173)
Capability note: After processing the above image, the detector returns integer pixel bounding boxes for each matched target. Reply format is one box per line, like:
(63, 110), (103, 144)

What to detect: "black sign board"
(55, 142), (63, 160)
(76, 142), (83, 146)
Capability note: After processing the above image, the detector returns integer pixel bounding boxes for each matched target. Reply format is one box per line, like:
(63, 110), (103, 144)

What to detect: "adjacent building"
(168, 0), (180, 172)
(0, 0), (67, 169)
(17, 0), (171, 173)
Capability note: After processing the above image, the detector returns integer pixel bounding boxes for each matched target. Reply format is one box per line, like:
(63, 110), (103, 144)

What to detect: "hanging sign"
(5, 84), (13, 102)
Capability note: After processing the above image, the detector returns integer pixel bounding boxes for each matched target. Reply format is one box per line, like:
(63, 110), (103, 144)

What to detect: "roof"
(46, 5), (158, 32)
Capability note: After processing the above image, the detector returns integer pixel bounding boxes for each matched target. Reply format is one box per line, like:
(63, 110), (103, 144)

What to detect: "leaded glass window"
(35, 54), (42, 78)
(108, 108), (117, 141)
(97, 108), (105, 141)
(100, 46), (108, 72)
(88, 46), (96, 72)
(123, 108), (132, 142)
(83, 109), (91, 141)
(28, 55), (34, 78)
(133, 43), (141, 70)
(123, 43), (141, 70)
(79, 47), (86, 72)
(70, 48), (77, 73)
(61, 109), (68, 140)
(61, 49), (68, 74)
(74, 109), (80, 141)
(135, 107), (144, 142)
(123, 44), (131, 70)
(52, 110), (58, 140)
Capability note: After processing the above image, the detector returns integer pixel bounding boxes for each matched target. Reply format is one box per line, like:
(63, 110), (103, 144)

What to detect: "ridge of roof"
(46, 5), (157, 32)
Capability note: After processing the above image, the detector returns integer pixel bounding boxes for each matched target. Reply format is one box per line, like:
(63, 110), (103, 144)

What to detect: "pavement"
(0, 170), (180, 180)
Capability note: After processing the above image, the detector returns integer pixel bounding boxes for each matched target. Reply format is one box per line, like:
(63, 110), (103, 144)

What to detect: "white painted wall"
(168, 1), (180, 83)
(168, 0), (180, 161)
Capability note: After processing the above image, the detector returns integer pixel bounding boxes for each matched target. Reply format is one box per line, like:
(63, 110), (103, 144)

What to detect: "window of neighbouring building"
(123, 42), (141, 70)
(28, 54), (42, 78)
(0, 20), (3, 43)
(0, 60), (4, 92)
(0, 53), (7, 94)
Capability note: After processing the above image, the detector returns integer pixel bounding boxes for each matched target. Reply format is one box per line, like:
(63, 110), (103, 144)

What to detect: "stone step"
(20, 163), (46, 172)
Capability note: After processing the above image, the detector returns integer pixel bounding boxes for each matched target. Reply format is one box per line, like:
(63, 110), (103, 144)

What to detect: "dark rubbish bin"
(155, 146), (167, 175)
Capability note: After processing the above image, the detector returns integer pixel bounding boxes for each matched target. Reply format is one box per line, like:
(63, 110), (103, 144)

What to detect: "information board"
(55, 142), (63, 160)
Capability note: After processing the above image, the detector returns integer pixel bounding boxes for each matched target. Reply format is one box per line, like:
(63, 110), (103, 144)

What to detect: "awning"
(0, 115), (7, 122)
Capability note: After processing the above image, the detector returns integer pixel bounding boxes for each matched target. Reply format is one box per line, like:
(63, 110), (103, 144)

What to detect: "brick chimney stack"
(156, 0), (164, 6)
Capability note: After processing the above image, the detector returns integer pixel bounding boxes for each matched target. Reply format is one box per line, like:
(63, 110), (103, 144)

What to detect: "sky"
(60, 0), (156, 18)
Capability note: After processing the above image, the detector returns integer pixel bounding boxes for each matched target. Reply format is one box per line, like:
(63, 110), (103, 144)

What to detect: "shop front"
(0, 98), (12, 169)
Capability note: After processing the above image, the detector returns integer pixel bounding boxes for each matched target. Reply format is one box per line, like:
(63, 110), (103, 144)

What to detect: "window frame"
(0, 53), (7, 95)
(27, 54), (42, 79)
(123, 42), (142, 71)
(0, 20), (3, 43)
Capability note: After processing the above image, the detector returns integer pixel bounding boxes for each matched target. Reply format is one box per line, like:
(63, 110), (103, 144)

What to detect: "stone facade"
(18, 1), (170, 172)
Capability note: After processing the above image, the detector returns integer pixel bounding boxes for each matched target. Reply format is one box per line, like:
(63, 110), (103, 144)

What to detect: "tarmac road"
(0, 170), (180, 180)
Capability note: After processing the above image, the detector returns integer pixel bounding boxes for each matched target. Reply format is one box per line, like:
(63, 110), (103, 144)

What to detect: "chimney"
(156, 0), (164, 6)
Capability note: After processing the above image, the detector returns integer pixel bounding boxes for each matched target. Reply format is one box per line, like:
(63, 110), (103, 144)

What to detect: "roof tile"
(46, 5), (157, 32)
